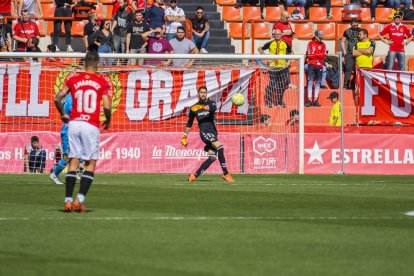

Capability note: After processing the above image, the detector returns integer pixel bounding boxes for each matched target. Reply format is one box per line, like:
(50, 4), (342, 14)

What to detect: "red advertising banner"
(358, 68), (414, 125)
(304, 132), (414, 174)
(0, 131), (240, 174)
(0, 63), (256, 133)
(2, 129), (414, 174)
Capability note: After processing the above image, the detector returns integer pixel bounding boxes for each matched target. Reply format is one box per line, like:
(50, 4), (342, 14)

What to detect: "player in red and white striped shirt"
(54, 51), (112, 213)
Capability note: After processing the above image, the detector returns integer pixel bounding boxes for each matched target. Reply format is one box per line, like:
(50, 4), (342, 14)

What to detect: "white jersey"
(165, 6), (185, 34)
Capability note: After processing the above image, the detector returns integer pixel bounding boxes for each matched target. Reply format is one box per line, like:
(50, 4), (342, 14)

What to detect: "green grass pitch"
(0, 174), (413, 276)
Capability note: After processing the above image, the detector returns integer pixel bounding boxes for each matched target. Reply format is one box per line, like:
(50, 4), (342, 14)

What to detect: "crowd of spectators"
(0, 0), (211, 65)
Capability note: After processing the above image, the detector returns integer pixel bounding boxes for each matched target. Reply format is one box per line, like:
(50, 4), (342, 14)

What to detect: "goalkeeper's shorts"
(200, 131), (218, 152)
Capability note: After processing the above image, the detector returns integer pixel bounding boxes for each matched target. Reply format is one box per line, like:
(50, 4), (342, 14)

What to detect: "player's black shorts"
(200, 131), (218, 152)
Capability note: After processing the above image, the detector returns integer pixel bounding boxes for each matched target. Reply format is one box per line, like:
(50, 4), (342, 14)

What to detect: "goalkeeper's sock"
(65, 171), (77, 198)
(217, 146), (229, 175)
(195, 155), (216, 177)
(79, 171), (94, 196)
(53, 158), (68, 176)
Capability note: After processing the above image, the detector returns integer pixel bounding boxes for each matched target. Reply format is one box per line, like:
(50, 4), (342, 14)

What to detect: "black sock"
(195, 155), (216, 177)
(79, 171), (94, 196)
(217, 146), (229, 175)
(65, 171), (77, 198)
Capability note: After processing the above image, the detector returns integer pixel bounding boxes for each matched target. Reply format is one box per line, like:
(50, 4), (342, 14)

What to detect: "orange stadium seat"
(222, 6), (242, 21)
(100, 0), (115, 4)
(331, 7), (342, 21)
(229, 23), (250, 38)
(361, 8), (371, 21)
(265, 6), (282, 20)
(105, 4), (113, 17)
(316, 23), (335, 39)
(309, 7), (327, 20)
(331, 0), (343, 6)
(361, 23), (379, 39)
(408, 58), (414, 71)
(252, 23), (271, 39)
(36, 21), (45, 37)
(294, 23), (313, 39)
(243, 6), (262, 21)
(71, 20), (87, 37)
(41, 3), (56, 19)
(216, 0), (237, 4)
(375, 8), (393, 20)
(40, 0), (54, 3)
(337, 24), (349, 38)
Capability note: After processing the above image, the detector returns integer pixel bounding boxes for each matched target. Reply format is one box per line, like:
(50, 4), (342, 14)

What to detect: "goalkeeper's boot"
(64, 200), (73, 213)
(222, 173), (236, 183)
(50, 173), (64, 185)
(73, 200), (86, 213)
(188, 174), (197, 182)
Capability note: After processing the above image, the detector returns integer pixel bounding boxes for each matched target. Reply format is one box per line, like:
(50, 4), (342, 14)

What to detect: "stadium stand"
(252, 22), (271, 39)
(265, 6), (282, 20)
(40, 3), (56, 20)
(216, 0), (237, 4)
(243, 6), (262, 21)
(309, 7), (328, 20)
(222, 6), (243, 21)
(229, 22), (250, 38)
(360, 23), (380, 39)
(316, 23), (335, 39)
(294, 23), (313, 39)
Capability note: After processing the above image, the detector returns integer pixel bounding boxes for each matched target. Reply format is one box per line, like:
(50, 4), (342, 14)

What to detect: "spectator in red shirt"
(305, 30), (326, 107)
(13, 9), (40, 52)
(272, 11), (294, 47)
(379, 12), (413, 71)
(0, 0), (17, 18)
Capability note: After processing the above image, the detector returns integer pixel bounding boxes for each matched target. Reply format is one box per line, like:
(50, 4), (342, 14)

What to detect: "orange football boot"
(73, 200), (86, 213)
(222, 174), (235, 183)
(188, 174), (197, 182)
(64, 202), (73, 213)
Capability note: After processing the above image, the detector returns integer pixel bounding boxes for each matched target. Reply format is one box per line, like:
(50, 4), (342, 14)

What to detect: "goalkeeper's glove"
(181, 134), (188, 147)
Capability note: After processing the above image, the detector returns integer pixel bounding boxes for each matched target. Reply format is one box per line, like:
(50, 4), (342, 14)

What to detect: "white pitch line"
(96, 182), (413, 187)
(405, 211), (414, 217)
(0, 216), (412, 221)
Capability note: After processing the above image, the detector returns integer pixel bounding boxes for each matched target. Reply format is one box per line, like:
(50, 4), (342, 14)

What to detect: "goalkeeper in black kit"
(182, 86), (235, 183)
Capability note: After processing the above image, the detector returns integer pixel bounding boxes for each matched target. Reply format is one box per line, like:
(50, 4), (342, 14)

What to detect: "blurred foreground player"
(182, 86), (235, 183)
(54, 51), (112, 212)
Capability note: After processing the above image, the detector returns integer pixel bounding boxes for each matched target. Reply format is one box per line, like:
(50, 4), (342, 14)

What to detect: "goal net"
(0, 52), (305, 174)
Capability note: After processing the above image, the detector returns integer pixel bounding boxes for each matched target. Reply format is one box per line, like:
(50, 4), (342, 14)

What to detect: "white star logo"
(305, 141), (328, 164)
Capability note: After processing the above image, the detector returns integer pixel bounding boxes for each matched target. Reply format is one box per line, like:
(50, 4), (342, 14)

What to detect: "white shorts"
(68, 120), (100, 160)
